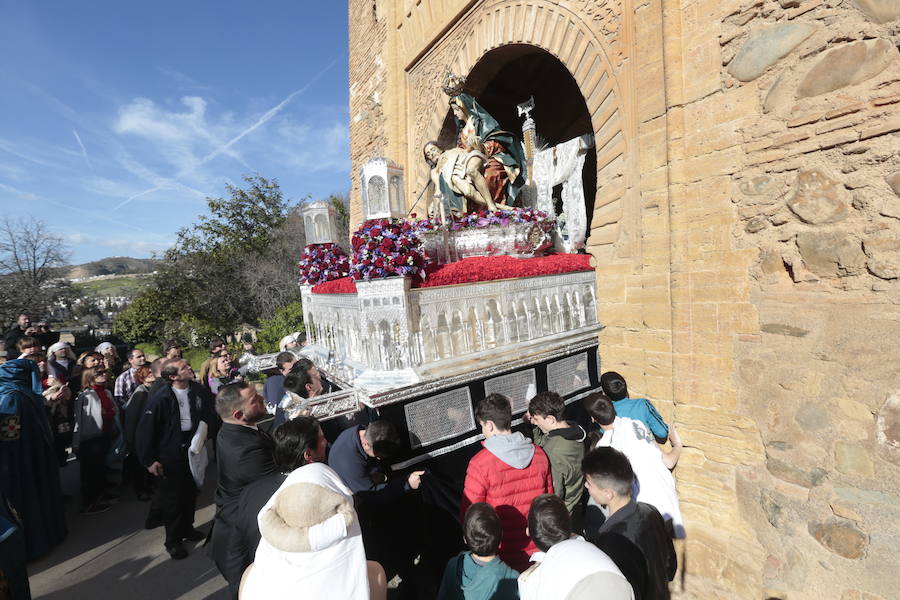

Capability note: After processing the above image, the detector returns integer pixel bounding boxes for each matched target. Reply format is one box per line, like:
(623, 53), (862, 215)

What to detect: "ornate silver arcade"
(299, 269), (599, 392)
(360, 158), (406, 220)
(302, 199), (340, 244)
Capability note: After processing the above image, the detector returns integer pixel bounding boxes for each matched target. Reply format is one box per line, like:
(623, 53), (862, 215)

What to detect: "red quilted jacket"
(460, 437), (553, 572)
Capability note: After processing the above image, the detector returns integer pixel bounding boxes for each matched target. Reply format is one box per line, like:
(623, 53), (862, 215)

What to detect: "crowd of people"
(1, 312), (686, 600)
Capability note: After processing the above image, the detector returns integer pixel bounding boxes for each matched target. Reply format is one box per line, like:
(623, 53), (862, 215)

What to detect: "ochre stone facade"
(347, 1), (900, 598)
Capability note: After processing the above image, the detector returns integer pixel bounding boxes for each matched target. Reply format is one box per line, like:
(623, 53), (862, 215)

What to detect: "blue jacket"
(613, 397), (668, 440)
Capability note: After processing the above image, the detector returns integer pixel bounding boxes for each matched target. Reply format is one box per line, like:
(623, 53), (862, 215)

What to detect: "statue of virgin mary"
(443, 73), (528, 209)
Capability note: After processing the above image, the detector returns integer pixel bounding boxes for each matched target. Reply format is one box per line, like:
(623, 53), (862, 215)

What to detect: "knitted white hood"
(241, 462), (369, 600)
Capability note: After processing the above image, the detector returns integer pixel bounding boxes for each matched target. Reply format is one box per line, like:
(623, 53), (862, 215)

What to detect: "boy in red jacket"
(461, 393), (553, 572)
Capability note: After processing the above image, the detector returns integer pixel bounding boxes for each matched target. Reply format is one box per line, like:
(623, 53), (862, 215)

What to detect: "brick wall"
(348, 0), (389, 228)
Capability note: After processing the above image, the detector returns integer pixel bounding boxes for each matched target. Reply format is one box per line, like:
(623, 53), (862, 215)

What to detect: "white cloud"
(272, 119), (349, 173)
(115, 95), (251, 171)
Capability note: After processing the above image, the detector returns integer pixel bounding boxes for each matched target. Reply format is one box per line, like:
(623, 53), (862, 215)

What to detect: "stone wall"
(346, 0), (900, 598)
(717, 1), (900, 598)
(348, 0), (389, 227)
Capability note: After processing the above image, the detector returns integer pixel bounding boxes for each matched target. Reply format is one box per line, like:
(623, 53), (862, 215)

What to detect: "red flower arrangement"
(298, 243), (351, 285)
(418, 254), (592, 288)
(350, 218), (427, 281)
(313, 254), (592, 294)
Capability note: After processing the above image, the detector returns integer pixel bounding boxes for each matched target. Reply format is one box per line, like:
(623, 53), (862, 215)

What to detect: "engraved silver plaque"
(547, 352), (590, 397)
(484, 368), (537, 415)
(404, 387), (474, 449)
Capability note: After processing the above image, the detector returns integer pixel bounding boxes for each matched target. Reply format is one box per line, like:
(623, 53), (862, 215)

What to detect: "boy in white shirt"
(583, 394), (684, 538)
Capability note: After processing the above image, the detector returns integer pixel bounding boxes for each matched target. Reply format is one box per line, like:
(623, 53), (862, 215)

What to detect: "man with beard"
(210, 381), (278, 597)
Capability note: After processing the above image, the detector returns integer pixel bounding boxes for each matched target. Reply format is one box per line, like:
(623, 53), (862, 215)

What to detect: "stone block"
(838, 398), (875, 422)
(858, 115), (900, 140)
(727, 23), (816, 82)
(739, 175), (776, 196)
(863, 229), (900, 279)
(887, 172), (900, 197)
(831, 503), (864, 522)
(766, 455), (827, 487)
(796, 231), (866, 277)
(787, 169), (851, 224)
(834, 487), (897, 505)
(851, 0), (900, 23)
(764, 72), (792, 114)
(795, 403), (831, 431)
(797, 39), (898, 99)
(808, 519), (868, 559)
(834, 441), (875, 477)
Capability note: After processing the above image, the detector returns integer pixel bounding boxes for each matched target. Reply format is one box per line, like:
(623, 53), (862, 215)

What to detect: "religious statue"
(442, 73), (528, 209)
(423, 141), (508, 215)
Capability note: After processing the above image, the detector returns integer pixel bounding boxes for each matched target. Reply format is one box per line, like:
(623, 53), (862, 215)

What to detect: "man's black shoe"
(166, 542), (188, 560)
(182, 528), (206, 542)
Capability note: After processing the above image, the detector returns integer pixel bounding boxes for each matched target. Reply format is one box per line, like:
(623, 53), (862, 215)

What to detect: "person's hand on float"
(407, 470), (426, 490)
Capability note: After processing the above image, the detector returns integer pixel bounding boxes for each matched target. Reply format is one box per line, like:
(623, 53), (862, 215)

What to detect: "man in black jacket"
(582, 446), (676, 600)
(3, 313), (29, 353)
(135, 358), (213, 559)
(209, 380), (277, 597)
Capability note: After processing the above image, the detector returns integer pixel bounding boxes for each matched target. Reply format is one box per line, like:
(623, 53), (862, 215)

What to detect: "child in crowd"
(518, 494), (633, 600)
(582, 447), (676, 600)
(437, 502), (519, 600)
(583, 393), (683, 538)
(461, 393), (553, 572)
(599, 372), (669, 442)
(526, 392), (586, 521)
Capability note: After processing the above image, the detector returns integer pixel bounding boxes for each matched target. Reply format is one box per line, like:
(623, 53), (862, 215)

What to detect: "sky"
(0, 1), (350, 264)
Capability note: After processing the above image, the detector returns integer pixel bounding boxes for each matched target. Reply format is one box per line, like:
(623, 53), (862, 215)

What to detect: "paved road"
(28, 459), (228, 600)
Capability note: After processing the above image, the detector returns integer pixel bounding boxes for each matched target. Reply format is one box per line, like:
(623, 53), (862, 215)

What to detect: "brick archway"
(407, 0), (636, 256)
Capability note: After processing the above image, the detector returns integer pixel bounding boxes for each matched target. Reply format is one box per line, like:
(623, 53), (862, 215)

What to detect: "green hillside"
(73, 274), (152, 298)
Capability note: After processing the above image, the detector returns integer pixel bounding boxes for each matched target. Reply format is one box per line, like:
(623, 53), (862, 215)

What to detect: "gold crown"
(441, 72), (467, 97)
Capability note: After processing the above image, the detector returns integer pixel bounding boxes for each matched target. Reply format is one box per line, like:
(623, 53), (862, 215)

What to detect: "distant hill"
(65, 257), (160, 280)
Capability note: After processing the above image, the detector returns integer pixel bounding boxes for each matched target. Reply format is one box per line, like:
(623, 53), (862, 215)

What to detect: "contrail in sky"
(72, 129), (95, 174)
(116, 54), (341, 211)
(197, 56), (340, 166)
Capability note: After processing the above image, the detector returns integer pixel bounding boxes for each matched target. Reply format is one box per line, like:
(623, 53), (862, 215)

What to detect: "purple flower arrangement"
(350, 218), (427, 281)
(298, 243), (351, 285)
(414, 208), (556, 233)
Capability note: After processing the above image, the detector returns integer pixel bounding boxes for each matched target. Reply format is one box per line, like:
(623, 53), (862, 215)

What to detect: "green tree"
(115, 175), (298, 343)
(255, 301), (305, 353)
(112, 289), (169, 343)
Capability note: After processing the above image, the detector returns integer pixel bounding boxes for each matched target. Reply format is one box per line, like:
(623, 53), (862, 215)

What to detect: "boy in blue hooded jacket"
(438, 502), (519, 600)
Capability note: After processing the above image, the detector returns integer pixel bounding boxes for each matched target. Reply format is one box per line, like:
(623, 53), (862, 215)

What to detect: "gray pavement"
(28, 459), (228, 600)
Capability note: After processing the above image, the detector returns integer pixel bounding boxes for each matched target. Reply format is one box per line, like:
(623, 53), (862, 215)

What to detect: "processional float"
(243, 74), (601, 468)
